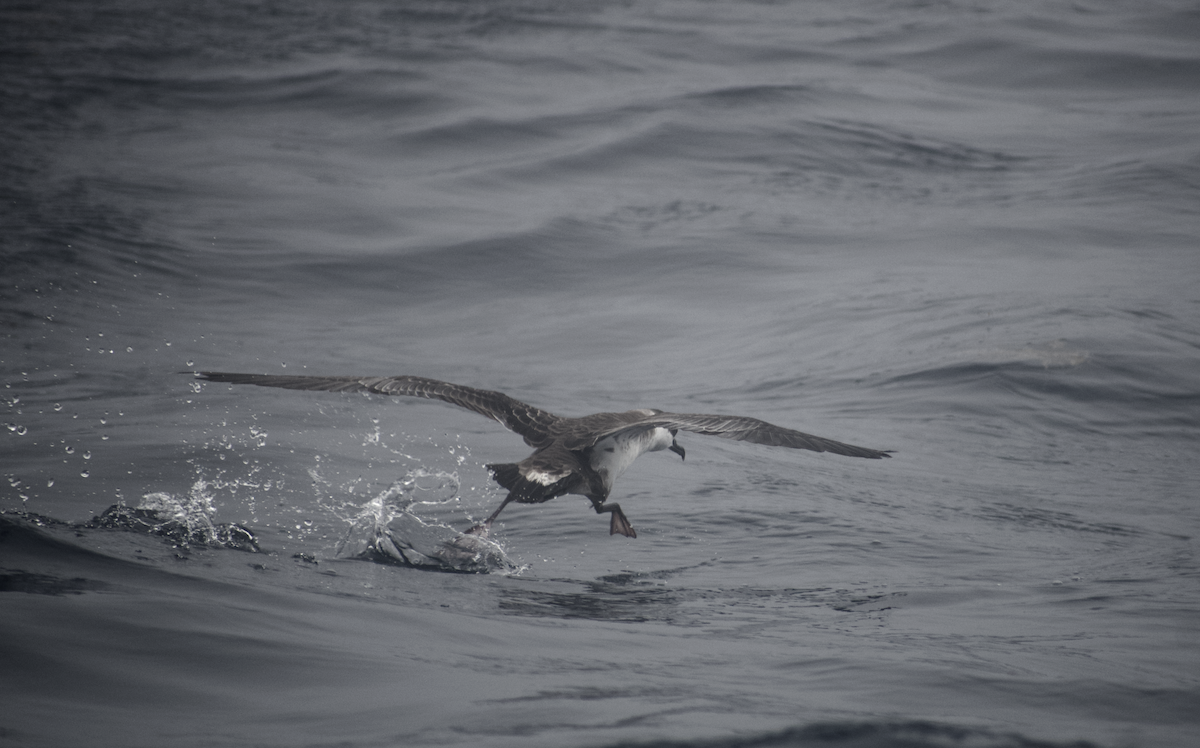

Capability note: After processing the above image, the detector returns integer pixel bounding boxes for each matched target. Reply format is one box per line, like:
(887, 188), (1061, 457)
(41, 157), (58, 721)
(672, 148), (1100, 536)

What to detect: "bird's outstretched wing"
(193, 372), (562, 448)
(582, 412), (892, 459)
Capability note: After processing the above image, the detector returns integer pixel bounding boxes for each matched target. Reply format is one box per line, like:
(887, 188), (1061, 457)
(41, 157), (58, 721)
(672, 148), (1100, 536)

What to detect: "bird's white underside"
(519, 427), (674, 491)
(589, 427), (674, 490)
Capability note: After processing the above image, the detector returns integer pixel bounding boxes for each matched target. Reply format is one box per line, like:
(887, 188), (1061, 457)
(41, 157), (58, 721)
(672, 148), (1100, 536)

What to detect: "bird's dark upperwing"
(581, 412), (892, 459)
(193, 373), (562, 448)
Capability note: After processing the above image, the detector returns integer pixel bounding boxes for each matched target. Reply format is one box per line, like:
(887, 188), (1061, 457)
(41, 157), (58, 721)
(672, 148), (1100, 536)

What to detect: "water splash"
(86, 481), (258, 551)
(332, 470), (518, 574)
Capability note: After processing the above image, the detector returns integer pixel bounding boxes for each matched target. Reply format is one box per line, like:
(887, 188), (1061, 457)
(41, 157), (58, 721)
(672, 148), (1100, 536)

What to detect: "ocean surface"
(2, 1), (1199, 747)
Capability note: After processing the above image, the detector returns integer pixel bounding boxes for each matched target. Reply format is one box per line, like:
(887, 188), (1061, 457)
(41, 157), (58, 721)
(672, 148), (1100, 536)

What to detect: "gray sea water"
(3, 2), (1199, 747)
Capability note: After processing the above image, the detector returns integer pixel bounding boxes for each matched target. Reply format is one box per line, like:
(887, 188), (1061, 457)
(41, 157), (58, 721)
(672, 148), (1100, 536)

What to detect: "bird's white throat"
(589, 427), (674, 490)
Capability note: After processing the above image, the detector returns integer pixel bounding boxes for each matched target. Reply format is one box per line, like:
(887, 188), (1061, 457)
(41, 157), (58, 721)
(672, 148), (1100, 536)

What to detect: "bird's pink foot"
(609, 509), (637, 538)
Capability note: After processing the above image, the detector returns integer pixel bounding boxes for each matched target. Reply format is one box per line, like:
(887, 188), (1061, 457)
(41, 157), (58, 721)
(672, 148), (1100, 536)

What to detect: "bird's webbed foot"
(589, 497), (637, 538)
(464, 520), (491, 537)
(608, 506), (636, 538)
(466, 495), (513, 536)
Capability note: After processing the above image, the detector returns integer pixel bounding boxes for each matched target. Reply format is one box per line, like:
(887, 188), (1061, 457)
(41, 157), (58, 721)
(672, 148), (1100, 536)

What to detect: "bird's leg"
(466, 494), (514, 536)
(588, 496), (637, 538)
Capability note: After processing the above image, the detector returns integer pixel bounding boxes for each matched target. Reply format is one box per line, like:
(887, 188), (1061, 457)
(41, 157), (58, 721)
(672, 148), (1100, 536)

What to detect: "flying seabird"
(193, 373), (891, 538)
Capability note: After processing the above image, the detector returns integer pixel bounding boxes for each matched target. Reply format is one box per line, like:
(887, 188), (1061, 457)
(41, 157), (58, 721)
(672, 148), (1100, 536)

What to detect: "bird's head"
(668, 429), (685, 461)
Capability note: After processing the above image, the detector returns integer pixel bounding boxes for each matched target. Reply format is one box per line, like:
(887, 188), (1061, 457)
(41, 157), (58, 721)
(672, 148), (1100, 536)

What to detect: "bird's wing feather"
(193, 372), (561, 447)
(584, 412), (892, 459)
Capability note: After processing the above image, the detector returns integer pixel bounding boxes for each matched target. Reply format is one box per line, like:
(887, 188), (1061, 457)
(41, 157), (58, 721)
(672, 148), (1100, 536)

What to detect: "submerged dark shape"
(192, 372), (891, 538)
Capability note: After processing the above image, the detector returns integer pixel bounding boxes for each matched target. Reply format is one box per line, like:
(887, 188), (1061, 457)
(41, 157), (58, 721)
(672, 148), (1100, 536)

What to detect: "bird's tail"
(485, 462), (579, 505)
(485, 463), (522, 491)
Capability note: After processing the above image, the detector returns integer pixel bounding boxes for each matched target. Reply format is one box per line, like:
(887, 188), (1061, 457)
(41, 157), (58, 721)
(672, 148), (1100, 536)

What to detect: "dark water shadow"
(602, 720), (1102, 748)
(495, 562), (901, 626)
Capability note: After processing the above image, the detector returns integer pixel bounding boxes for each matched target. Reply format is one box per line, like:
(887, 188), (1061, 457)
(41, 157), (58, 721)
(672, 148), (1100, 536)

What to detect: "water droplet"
(126, 347), (133, 353)
(16, 425), (28, 435)
(83, 451), (92, 460)
(100, 417), (107, 425)
(80, 470), (90, 478)
(47, 479), (54, 487)
(65, 446), (75, 454)
(186, 360), (194, 368)
(53, 403), (62, 412)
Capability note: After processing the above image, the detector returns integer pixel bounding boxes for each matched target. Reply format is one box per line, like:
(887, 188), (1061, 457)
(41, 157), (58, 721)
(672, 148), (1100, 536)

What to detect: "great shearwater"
(193, 373), (891, 538)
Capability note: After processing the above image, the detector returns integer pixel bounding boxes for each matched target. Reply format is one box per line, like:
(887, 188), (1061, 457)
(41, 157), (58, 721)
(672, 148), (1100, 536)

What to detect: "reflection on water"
(496, 563), (899, 626)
